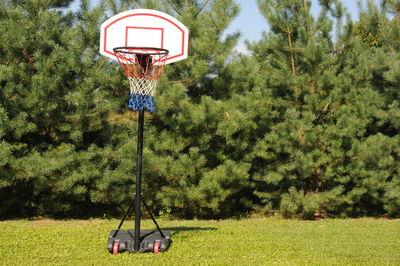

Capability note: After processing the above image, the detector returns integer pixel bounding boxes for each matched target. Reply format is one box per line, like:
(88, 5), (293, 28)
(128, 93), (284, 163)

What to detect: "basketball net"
(113, 47), (169, 112)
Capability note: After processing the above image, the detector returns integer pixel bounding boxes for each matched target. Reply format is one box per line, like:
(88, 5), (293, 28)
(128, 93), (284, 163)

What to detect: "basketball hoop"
(113, 47), (169, 112)
(101, 9), (189, 254)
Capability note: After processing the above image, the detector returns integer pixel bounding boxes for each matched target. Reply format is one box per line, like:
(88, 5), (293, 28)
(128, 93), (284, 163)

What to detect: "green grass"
(0, 218), (399, 265)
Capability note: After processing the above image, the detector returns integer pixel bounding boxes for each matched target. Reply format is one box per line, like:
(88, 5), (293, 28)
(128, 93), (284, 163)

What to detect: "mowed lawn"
(0, 218), (399, 265)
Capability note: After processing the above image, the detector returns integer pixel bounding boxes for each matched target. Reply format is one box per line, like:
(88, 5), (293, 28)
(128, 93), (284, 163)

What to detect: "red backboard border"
(103, 13), (185, 62)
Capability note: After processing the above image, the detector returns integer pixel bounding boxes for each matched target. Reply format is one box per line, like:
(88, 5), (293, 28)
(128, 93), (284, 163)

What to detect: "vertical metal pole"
(134, 110), (145, 251)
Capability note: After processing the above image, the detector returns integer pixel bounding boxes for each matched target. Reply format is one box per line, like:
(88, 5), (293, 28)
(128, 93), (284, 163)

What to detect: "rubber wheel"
(153, 241), (160, 255)
(113, 242), (119, 254)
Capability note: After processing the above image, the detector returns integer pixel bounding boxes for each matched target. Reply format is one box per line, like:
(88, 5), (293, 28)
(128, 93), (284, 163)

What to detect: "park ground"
(0, 217), (399, 265)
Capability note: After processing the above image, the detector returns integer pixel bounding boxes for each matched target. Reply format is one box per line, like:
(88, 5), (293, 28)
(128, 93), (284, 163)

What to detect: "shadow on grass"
(162, 226), (217, 236)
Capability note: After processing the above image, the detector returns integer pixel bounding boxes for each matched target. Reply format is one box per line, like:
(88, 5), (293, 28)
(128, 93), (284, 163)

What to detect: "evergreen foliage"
(249, 0), (400, 218)
(0, 0), (125, 217)
(0, 0), (399, 219)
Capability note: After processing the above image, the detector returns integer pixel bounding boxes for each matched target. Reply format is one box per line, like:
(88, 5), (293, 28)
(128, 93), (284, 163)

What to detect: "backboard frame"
(100, 9), (189, 64)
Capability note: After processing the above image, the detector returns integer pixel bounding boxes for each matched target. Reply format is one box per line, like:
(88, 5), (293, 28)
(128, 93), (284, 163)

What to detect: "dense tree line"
(0, 0), (399, 219)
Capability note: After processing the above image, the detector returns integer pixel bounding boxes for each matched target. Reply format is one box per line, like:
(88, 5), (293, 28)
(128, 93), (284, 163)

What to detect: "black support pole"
(134, 110), (145, 252)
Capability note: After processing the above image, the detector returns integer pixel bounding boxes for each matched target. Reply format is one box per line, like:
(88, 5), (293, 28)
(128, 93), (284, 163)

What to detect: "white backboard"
(100, 9), (189, 64)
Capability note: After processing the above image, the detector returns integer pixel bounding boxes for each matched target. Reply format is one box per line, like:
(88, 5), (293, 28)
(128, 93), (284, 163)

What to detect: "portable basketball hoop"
(99, 9), (189, 255)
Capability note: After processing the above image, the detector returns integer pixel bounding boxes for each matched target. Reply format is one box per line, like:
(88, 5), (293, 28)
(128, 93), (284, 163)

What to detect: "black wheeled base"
(108, 229), (171, 254)
(106, 195), (172, 254)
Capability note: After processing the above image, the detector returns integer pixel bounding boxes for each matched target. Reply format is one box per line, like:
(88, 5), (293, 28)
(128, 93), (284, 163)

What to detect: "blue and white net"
(128, 77), (157, 112)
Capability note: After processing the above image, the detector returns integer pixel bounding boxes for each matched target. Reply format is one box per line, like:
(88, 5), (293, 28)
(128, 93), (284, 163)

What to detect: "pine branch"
(287, 30), (299, 98)
(388, 44), (396, 54)
(131, 0), (141, 8)
(167, 0), (181, 16)
(195, 0), (210, 18)
(67, 110), (103, 119)
(314, 104), (336, 125)
(1, 7), (9, 19)
(0, 59), (10, 65)
(97, 58), (107, 72)
(166, 78), (196, 84)
(272, 49), (285, 62)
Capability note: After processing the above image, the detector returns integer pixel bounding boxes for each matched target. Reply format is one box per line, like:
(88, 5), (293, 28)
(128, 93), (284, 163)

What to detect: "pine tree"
(349, 0), (400, 216)
(0, 0), (127, 217)
(248, 0), (355, 218)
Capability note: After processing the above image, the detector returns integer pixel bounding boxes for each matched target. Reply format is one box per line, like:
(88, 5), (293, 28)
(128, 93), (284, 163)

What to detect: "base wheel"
(153, 241), (160, 255)
(113, 241), (119, 254)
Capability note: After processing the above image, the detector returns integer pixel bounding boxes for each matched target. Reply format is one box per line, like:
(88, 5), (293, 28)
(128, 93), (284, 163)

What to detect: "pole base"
(107, 229), (172, 254)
